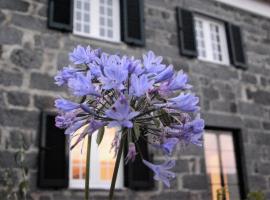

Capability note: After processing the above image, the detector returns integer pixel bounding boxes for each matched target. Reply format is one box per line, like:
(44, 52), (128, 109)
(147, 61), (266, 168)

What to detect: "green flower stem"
(109, 131), (126, 200)
(85, 134), (92, 200)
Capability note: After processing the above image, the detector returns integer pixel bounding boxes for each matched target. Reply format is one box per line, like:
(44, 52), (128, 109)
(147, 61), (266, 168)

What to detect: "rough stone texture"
(34, 95), (55, 110)
(0, 0), (269, 199)
(0, 27), (23, 45)
(183, 175), (208, 190)
(0, 0), (29, 12)
(7, 91), (30, 106)
(0, 108), (39, 129)
(0, 70), (23, 87)
(30, 73), (62, 91)
(11, 48), (43, 70)
(9, 130), (32, 150)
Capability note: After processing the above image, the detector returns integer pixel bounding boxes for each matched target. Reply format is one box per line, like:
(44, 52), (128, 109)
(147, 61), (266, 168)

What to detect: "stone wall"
(0, 0), (270, 199)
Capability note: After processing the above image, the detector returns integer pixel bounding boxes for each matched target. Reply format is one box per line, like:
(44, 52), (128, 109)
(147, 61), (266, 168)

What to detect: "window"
(69, 126), (124, 189)
(204, 130), (241, 200)
(194, 16), (230, 65)
(73, 0), (121, 42)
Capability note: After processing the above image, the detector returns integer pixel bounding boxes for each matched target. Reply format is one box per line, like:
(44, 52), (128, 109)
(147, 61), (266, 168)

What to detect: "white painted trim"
(73, 0), (121, 42)
(194, 15), (230, 65)
(69, 128), (124, 190)
(215, 0), (270, 19)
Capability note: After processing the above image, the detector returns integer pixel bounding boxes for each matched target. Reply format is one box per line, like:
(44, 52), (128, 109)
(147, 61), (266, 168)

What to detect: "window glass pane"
(204, 132), (218, 150)
(195, 19), (207, 59)
(76, 0), (82, 9)
(73, 0), (91, 36)
(219, 134), (234, 150)
(70, 125), (89, 182)
(98, 127), (118, 181)
(204, 131), (241, 200)
(210, 23), (223, 62)
(84, 2), (90, 11)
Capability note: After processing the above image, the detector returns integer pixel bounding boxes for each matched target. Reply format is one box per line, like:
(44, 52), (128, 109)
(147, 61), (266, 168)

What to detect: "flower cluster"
(54, 45), (204, 187)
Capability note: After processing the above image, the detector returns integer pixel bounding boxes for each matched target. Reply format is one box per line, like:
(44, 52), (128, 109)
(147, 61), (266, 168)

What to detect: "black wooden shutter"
(48, 0), (73, 32)
(226, 23), (247, 69)
(124, 130), (154, 190)
(38, 112), (69, 188)
(176, 8), (197, 57)
(121, 0), (145, 46)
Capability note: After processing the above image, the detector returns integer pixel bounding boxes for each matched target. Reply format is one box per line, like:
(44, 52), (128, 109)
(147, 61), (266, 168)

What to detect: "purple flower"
(182, 118), (205, 146)
(100, 56), (128, 91)
(142, 159), (176, 187)
(143, 51), (166, 74)
(55, 112), (76, 129)
(54, 66), (78, 86)
(166, 70), (192, 91)
(154, 65), (174, 83)
(161, 138), (179, 155)
(70, 119), (106, 149)
(69, 45), (98, 64)
(55, 98), (80, 112)
(130, 74), (154, 97)
(125, 143), (137, 164)
(168, 93), (199, 112)
(68, 71), (100, 97)
(88, 63), (102, 77)
(105, 95), (139, 128)
(65, 119), (86, 135)
(122, 56), (144, 75)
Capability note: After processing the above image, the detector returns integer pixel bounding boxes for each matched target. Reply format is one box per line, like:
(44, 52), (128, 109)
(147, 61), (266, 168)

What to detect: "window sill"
(72, 33), (123, 46)
(69, 186), (127, 191)
(197, 58), (230, 67)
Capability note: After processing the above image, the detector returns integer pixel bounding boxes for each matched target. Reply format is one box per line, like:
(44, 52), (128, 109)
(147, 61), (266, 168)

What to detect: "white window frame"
(214, 0), (270, 19)
(69, 128), (124, 190)
(73, 0), (121, 43)
(194, 15), (230, 65)
(204, 130), (241, 200)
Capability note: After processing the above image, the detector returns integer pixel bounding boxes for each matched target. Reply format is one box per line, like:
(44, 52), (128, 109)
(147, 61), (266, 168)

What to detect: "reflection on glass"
(98, 127), (117, 181)
(204, 131), (241, 200)
(70, 125), (90, 181)
(70, 126), (118, 183)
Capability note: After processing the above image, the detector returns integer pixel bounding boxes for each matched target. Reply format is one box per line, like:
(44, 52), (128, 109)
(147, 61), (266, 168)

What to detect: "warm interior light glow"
(69, 125), (122, 188)
(204, 131), (240, 200)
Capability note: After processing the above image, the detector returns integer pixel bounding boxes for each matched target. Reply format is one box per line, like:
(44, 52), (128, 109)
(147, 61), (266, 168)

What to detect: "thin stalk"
(85, 134), (92, 200)
(109, 132), (126, 200)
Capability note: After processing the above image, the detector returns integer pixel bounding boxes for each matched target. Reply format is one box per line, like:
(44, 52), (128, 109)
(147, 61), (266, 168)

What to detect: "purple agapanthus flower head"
(130, 74), (154, 97)
(143, 51), (166, 74)
(68, 71), (100, 97)
(69, 45), (98, 64)
(161, 137), (179, 155)
(100, 56), (128, 91)
(125, 143), (137, 164)
(55, 66), (78, 86)
(55, 112), (77, 129)
(168, 93), (199, 112)
(154, 64), (174, 83)
(142, 159), (176, 187)
(105, 94), (139, 128)
(122, 56), (144, 75)
(54, 46), (204, 189)
(55, 98), (80, 112)
(182, 118), (205, 146)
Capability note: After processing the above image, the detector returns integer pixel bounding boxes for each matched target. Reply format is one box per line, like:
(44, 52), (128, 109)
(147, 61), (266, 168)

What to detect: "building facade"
(0, 0), (270, 199)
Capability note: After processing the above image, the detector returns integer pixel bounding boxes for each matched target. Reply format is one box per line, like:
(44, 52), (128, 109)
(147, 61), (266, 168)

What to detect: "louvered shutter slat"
(176, 8), (197, 57)
(226, 23), (247, 69)
(121, 0), (145, 46)
(124, 129), (154, 190)
(48, 0), (73, 32)
(38, 112), (69, 188)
